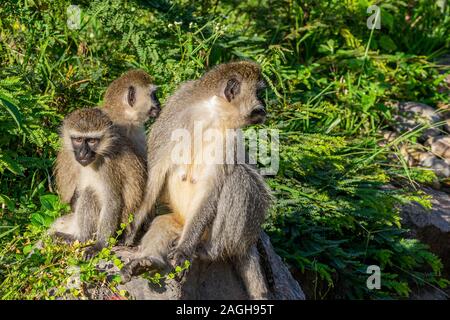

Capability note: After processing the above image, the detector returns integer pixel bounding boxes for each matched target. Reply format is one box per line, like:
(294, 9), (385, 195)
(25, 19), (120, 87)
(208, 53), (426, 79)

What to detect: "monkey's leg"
(48, 213), (79, 243)
(234, 245), (270, 300)
(167, 183), (222, 269)
(138, 214), (182, 260)
(121, 214), (182, 282)
(75, 188), (99, 243)
(124, 162), (169, 246)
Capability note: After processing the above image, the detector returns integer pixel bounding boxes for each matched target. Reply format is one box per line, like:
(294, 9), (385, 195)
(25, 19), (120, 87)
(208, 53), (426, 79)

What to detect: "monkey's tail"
(256, 236), (275, 292)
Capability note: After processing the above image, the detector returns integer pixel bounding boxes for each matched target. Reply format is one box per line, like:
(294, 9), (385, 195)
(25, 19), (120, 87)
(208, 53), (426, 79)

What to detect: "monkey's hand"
(83, 242), (105, 260)
(51, 232), (76, 245)
(123, 224), (138, 246)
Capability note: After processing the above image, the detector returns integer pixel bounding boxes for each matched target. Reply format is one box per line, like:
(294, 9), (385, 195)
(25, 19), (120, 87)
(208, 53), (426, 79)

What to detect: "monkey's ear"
(224, 78), (240, 102)
(127, 86), (136, 107)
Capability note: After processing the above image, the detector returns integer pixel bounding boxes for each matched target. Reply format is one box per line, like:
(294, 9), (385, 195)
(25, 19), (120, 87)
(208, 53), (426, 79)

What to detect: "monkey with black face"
(50, 108), (146, 259)
(55, 70), (160, 211)
(122, 61), (272, 299)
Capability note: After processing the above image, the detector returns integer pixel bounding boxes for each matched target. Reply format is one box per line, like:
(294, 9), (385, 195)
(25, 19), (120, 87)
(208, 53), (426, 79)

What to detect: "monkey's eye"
(72, 137), (83, 144)
(87, 138), (99, 146)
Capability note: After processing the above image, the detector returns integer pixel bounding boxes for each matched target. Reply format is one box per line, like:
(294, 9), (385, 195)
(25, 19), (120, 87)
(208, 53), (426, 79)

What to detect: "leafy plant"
(1, 0), (448, 299)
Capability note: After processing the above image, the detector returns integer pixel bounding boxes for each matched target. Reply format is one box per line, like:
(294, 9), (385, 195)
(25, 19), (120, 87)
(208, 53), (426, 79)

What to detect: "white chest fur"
(78, 166), (106, 204)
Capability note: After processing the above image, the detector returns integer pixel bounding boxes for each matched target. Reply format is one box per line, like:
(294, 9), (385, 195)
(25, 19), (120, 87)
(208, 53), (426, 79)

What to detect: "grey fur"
(50, 108), (147, 258)
(123, 61), (272, 299)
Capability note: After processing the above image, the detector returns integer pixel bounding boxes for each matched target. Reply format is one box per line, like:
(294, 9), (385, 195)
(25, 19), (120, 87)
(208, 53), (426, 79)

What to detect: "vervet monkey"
(123, 61), (272, 299)
(102, 69), (161, 158)
(51, 108), (146, 259)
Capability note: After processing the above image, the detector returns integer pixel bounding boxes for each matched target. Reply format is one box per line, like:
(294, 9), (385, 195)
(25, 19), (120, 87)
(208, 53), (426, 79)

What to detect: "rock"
(392, 102), (443, 141)
(445, 119), (450, 134)
(377, 130), (399, 147)
(66, 266), (81, 290)
(419, 153), (450, 178)
(400, 143), (427, 167)
(85, 232), (305, 300)
(427, 136), (450, 160)
(401, 187), (450, 276)
(410, 287), (448, 300)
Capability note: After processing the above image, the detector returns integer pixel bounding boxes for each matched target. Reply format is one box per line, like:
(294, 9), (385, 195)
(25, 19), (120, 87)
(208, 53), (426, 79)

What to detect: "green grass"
(0, 0), (449, 299)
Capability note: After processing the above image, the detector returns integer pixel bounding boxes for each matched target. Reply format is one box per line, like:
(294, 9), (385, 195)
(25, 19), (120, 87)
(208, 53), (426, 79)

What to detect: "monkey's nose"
(149, 106), (161, 118)
(251, 106), (266, 117)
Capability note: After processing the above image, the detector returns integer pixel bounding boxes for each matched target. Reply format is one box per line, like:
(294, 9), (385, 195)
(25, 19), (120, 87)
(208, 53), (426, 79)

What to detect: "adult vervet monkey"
(123, 61), (272, 299)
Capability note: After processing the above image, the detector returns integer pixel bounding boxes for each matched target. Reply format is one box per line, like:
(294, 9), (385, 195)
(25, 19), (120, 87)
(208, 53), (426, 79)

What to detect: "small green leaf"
(379, 35), (397, 52)
(0, 92), (23, 129)
(0, 194), (15, 211)
(166, 272), (175, 280)
(39, 194), (59, 211)
(23, 244), (33, 254)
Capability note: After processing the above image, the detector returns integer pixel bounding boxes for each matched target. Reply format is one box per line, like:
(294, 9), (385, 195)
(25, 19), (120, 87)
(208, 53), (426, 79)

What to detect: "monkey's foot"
(122, 223), (140, 246)
(120, 257), (165, 283)
(82, 243), (104, 260)
(194, 243), (211, 261)
(167, 248), (191, 280)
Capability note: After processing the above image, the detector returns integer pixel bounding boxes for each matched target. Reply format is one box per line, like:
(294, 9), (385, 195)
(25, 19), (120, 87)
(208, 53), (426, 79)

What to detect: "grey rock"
(445, 119), (450, 134)
(87, 232), (305, 300)
(419, 153), (450, 178)
(401, 187), (450, 276)
(377, 130), (399, 147)
(397, 102), (442, 123)
(392, 102), (443, 141)
(428, 135), (450, 160)
(410, 287), (448, 300)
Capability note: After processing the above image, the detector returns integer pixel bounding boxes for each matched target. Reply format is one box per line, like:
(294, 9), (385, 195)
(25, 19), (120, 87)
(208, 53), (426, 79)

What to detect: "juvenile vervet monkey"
(55, 69), (160, 212)
(102, 69), (161, 158)
(122, 61), (272, 299)
(50, 108), (146, 259)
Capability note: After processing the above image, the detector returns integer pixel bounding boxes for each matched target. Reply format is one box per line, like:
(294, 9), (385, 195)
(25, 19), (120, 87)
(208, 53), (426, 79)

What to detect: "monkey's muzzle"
(248, 106), (266, 124)
(148, 105), (161, 118)
(74, 143), (96, 167)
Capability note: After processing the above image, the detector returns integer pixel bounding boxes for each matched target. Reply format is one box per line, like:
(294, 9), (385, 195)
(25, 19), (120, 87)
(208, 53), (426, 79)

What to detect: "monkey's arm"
(55, 150), (78, 204)
(84, 190), (122, 259)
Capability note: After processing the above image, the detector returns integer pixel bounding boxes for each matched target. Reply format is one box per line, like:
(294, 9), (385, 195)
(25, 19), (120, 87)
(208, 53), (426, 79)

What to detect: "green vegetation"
(0, 0), (449, 299)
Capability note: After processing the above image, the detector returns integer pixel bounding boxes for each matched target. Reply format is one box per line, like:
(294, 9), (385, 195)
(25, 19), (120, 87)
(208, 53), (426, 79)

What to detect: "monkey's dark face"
(125, 84), (161, 124)
(223, 77), (267, 126)
(71, 136), (100, 166)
